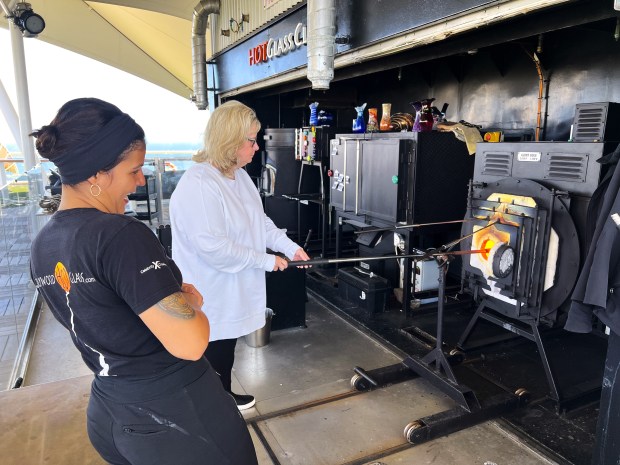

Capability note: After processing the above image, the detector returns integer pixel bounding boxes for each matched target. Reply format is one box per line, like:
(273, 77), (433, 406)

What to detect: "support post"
(0, 78), (21, 149)
(7, 16), (37, 170)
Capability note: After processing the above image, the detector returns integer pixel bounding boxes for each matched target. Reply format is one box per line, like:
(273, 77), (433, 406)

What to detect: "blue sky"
(0, 28), (209, 150)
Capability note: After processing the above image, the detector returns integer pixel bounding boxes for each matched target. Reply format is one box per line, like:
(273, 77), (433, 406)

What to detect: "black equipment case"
(267, 267), (306, 330)
(338, 267), (391, 313)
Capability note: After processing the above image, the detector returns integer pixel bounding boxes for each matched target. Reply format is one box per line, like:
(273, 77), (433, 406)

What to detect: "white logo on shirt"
(140, 261), (168, 274)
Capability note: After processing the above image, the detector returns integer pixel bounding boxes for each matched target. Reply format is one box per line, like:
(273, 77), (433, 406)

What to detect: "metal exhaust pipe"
(192, 0), (220, 110)
(307, 0), (335, 90)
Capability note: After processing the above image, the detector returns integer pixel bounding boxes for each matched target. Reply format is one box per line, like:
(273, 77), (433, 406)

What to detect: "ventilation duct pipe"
(307, 0), (336, 90)
(192, 0), (220, 110)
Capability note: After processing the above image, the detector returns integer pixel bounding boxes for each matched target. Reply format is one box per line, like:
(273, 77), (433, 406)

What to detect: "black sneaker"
(231, 393), (255, 410)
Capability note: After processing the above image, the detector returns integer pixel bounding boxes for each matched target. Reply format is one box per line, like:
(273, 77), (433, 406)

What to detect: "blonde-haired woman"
(170, 100), (310, 410)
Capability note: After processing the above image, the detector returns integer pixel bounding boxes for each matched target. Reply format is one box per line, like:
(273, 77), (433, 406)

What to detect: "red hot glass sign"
(249, 22), (307, 66)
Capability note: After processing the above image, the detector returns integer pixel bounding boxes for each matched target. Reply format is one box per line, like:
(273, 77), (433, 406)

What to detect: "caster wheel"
(403, 420), (424, 443)
(449, 348), (465, 364)
(515, 387), (530, 402)
(351, 373), (370, 391)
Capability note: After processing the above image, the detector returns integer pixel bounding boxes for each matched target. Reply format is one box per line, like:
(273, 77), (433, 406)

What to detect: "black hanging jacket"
(565, 144), (620, 335)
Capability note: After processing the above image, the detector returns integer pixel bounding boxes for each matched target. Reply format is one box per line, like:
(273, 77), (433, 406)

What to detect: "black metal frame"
(458, 300), (562, 402)
(457, 178), (595, 408)
(334, 210), (417, 314)
(351, 254), (528, 445)
(400, 256), (483, 413)
(127, 175), (157, 225)
(297, 160), (330, 259)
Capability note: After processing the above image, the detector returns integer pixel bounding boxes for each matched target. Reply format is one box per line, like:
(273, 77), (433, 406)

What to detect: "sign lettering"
(517, 151), (541, 162)
(249, 22), (307, 66)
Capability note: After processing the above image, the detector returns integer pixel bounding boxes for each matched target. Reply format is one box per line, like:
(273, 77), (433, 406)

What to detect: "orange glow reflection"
(470, 193), (535, 277)
(473, 228), (511, 262)
(480, 239), (495, 260)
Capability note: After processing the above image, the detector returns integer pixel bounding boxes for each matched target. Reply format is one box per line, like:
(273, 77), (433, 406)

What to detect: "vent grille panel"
(481, 152), (512, 177)
(545, 153), (588, 182)
(573, 106), (606, 141)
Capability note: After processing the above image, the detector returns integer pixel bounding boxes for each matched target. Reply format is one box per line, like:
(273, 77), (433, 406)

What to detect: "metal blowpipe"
(352, 218), (485, 235)
(287, 249), (490, 267)
(288, 220), (499, 267)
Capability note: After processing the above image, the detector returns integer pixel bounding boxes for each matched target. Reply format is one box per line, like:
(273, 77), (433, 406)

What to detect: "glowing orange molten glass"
(55, 262), (71, 293)
(472, 227), (511, 262)
(469, 193), (534, 278)
(480, 239), (495, 260)
(470, 224), (511, 278)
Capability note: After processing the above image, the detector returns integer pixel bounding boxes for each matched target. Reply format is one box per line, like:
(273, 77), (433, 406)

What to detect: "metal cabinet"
(330, 132), (472, 226)
(358, 138), (414, 223)
(329, 136), (360, 214)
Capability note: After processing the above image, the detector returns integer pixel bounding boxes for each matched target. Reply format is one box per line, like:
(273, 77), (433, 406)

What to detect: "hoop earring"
(89, 184), (102, 197)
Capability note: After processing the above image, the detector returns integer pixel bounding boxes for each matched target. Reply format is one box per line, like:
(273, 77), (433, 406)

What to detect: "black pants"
(592, 331), (620, 465)
(87, 358), (257, 465)
(204, 338), (237, 393)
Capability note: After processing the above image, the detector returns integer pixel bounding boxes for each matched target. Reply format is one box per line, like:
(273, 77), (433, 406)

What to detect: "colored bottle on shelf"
(367, 107), (378, 132)
(352, 102), (367, 133)
(411, 98), (435, 132)
(309, 102), (319, 126)
(380, 103), (392, 131)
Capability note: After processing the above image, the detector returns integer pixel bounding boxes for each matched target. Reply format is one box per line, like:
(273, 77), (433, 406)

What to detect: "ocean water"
(3, 141), (200, 157)
(145, 141), (200, 155)
(2, 141), (201, 176)
(145, 141), (200, 172)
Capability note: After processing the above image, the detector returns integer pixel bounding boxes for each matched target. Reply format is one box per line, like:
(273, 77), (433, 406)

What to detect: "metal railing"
(145, 156), (194, 224)
(0, 163), (49, 390)
(2, 151), (196, 225)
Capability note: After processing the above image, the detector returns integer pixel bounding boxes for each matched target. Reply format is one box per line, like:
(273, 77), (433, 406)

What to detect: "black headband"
(54, 114), (143, 184)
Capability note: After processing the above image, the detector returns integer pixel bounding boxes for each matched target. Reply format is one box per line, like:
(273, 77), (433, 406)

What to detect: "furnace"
(461, 178), (578, 325)
(458, 141), (610, 403)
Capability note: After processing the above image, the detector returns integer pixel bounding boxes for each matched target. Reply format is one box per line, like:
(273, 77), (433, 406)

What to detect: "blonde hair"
(193, 100), (261, 174)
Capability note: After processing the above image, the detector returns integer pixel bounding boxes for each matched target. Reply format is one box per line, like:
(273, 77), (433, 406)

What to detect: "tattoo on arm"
(157, 293), (196, 320)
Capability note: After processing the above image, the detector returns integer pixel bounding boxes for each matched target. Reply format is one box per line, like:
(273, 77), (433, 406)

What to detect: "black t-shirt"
(30, 209), (184, 378)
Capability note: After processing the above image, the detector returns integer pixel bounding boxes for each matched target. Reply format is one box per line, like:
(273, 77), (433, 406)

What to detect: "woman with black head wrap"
(29, 98), (258, 465)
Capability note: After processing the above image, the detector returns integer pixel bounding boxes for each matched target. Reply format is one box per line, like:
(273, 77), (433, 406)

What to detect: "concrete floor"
(0, 298), (558, 465)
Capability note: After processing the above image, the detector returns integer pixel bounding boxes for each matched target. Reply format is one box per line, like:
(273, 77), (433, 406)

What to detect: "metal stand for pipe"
(349, 252), (529, 445)
(399, 255), (483, 409)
